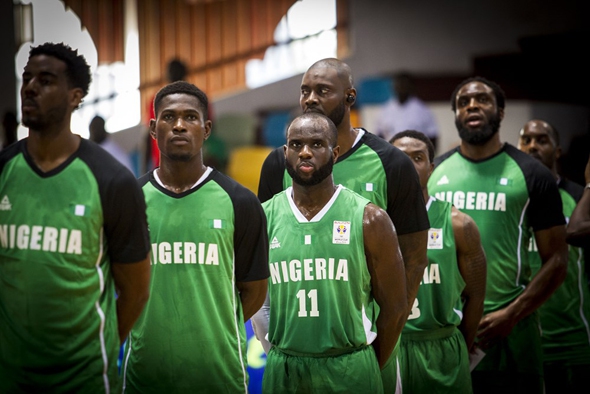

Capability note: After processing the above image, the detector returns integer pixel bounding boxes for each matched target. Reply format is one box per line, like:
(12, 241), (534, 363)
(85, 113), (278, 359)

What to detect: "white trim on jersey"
(285, 185), (344, 223)
(515, 198), (530, 289)
(93, 227), (110, 394)
(122, 336), (132, 393)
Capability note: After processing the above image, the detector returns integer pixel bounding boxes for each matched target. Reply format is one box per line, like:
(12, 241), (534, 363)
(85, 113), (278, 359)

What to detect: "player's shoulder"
(0, 139), (25, 172)
(211, 169), (261, 205)
(558, 178), (584, 202)
(433, 146), (461, 167)
(77, 139), (137, 184)
(502, 143), (555, 181)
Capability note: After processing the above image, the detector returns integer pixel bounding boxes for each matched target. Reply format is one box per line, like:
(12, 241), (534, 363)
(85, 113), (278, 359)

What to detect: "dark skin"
(286, 116), (407, 367)
(151, 93), (267, 320)
(393, 136), (486, 351)
(518, 120), (560, 179)
(300, 59), (428, 315)
(566, 156), (590, 247)
(454, 82), (568, 349)
(21, 54), (150, 343)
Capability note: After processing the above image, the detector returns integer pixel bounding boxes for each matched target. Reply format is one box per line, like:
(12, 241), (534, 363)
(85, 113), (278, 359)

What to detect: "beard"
(287, 156), (335, 187)
(327, 101), (345, 127)
(456, 112), (502, 146)
(22, 102), (69, 131)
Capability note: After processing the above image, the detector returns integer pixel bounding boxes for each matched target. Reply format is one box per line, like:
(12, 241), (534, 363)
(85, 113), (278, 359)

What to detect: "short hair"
(153, 81), (208, 119)
(288, 112), (338, 148)
(390, 130), (435, 163)
(450, 76), (506, 112)
(29, 42), (92, 98)
(522, 120), (560, 147)
(308, 58), (354, 88)
(167, 59), (187, 82)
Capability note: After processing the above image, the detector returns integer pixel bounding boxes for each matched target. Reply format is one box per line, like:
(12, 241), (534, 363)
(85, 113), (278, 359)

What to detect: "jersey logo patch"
(304, 235), (311, 245)
(0, 195), (11, 211)
(365, 183), (374, 192)
(437, 175), (449, 185)
(427, 228), (443, 249)
(270, 236), (281, 249)
(333, 221), (351, 244)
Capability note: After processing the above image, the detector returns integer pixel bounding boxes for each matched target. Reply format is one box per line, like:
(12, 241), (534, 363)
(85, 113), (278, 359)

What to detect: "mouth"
(21, 99), (37, 111)
(304, 107), (324, 115)
(170, 136), (190, 145)
(465, 114), (483, 128)
(298, 162), (315, 173)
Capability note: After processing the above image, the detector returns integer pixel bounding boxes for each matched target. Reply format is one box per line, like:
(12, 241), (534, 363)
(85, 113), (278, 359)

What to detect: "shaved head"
(307, 58), (354, 89)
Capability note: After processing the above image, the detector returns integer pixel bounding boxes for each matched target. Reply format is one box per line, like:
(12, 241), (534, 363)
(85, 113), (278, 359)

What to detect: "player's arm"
(398, 230), (429, 315)
(251, 293), (272, 354)
(237, 279), (268, 322)
(452, 207), (486, 351)
(477, 225), (567, 350)
(364, 203), (407, 368)
(112, 256), (151, 344)
(257, 148), (285, 203)
(567, 156), (590, 247)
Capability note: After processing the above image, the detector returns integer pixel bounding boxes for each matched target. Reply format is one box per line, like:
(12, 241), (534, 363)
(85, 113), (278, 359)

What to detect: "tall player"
(0, 42), (151, 392)
(518, 119), (590, 392)
(122, 81), (269, 393)
(391, 130), (486, 393)
(428, 77), (568, 393)
(257, 113), (407, 393)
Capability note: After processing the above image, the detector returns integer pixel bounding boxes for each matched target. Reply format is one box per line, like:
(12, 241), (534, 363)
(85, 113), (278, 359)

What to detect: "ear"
(428, 162), (434, 177)
(345, 88), (357, 107)
(332, 145), (340, 162)
(69, 88), (83, 109)
(555, 146), (562, 160)
(498, 107), (505, 121)
(149, 119), (157, 140)
(203, 119), (212, 140)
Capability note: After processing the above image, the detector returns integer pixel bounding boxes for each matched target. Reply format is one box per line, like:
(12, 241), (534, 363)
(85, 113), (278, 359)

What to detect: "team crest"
(333, 221), (351, 244)
(427, 228), (443, 249)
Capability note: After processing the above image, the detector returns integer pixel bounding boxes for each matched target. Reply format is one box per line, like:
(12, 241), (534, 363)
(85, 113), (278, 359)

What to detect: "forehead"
(301, 66), (342, 87)
(393, 137), (428, 154)
(287, 118), (330, 140)
(520, 122), (555, 143)
(456, 81), (494, 99)
(158, 93), (203, 113)
(24, 54), (67, 76)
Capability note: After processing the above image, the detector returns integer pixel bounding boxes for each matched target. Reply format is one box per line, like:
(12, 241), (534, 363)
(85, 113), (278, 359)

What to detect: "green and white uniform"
(123, 167), (269, 393)
(527, 178), (590, 391)
(398, 197), (471, 393)
(0, 139), (150, 393)
(429, 143), (565, 391)
(262, 186), (383, 394)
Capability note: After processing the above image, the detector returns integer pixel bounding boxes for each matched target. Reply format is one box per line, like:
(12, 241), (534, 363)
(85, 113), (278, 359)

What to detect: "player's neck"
(292, 178), (337, 221)
(157, 157), (207, 194)
(459, 134), (503, 161)
(26, 126), (80, 173)
(336, 119), (358, 156)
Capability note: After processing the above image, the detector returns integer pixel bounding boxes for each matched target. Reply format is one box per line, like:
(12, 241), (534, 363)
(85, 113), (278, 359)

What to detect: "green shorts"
(263, 345), (383, 394)
(472, 313), (543, 393)
(380, 340), (402, 394)
(399, 326), (472, 394)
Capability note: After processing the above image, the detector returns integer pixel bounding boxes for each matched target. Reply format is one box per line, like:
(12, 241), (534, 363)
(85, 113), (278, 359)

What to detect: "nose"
(22, 78), (38, 97)
(305, 91), (318, 107)
(466, 97), (478, 111)
(173, 117), (186, 132)
(299, 144), (312, 158)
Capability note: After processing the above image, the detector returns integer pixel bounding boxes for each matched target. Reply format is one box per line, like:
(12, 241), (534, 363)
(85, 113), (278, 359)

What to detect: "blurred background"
(1, 0), (588, 390)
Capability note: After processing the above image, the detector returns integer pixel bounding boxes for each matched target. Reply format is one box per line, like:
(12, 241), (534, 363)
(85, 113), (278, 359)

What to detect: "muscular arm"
(364, 203), (407, 368)
(452, 207), (486, 351)
(398, 230), (429, 315)
(112, 256), (151, 344)
(477, 225), (567, 349)
(237, 279), (268, 322)
(567, 156), (590, 247)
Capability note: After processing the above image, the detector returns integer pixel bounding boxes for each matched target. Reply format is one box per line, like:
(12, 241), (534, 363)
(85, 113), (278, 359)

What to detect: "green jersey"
(263, 186), (377, 354)
(123, 168), (269, 393)
(404, 197), (465, 333)
(428, 144), (564, 314)
(0, 139), (150, 393)
(528, 179), (590, 364)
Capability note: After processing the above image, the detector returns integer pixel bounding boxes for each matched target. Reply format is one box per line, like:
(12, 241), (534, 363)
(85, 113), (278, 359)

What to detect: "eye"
(520, 137), (531, 145)
(478, 96), (489, 103)
(301, 89), (309, 96)
(162, 114), (174, 121)
(186, 114), (197, 121)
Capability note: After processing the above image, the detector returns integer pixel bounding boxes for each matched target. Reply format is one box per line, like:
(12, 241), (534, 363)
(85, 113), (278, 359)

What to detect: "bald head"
(288, 112), (339, 148)
(307, 58), (354, 89)
(518, 119), (561, 176)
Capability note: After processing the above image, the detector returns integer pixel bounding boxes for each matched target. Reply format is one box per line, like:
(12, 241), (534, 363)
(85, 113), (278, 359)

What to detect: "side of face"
(150, 93), (211, 162)
(284, 117), (339, 186)
(20, 55), (82, 130)
(518, 121), (559, 169)
(392, 136), (433, 190)
(300, 66), (353, 128)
